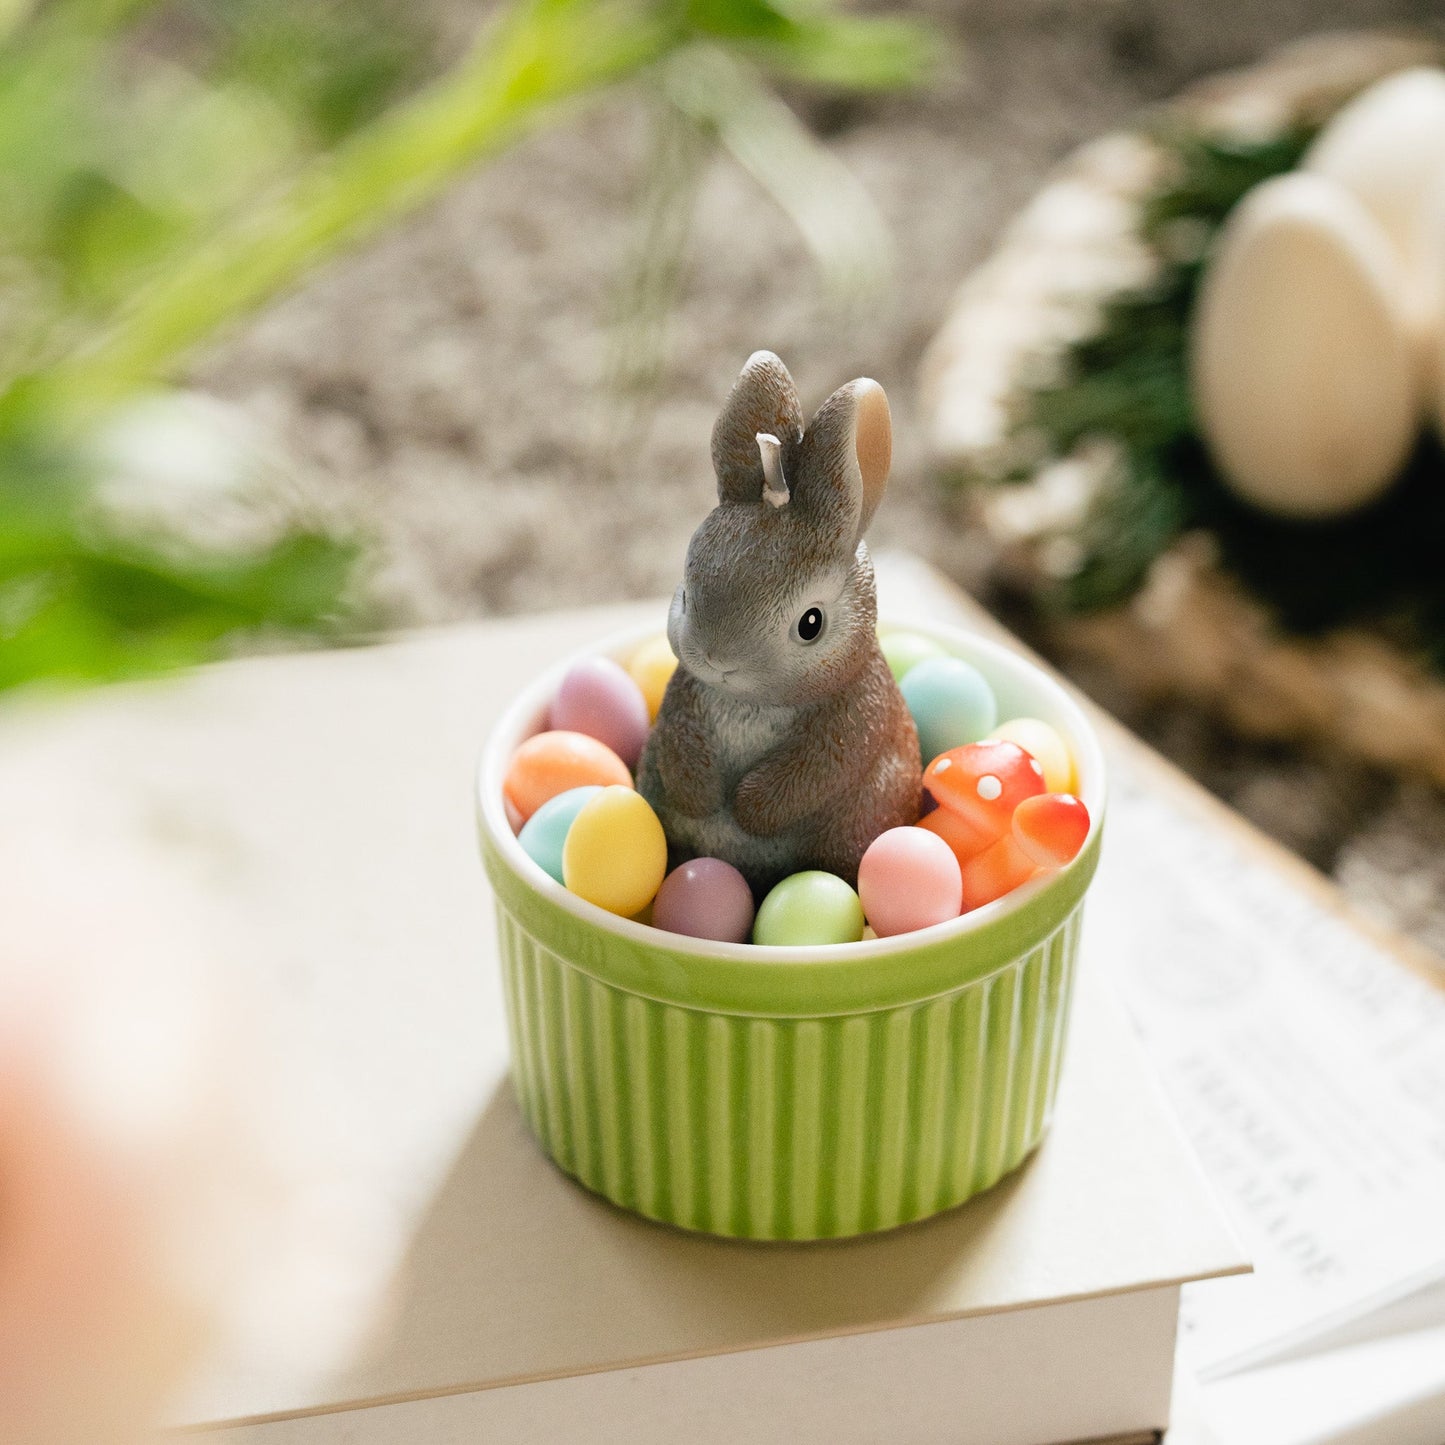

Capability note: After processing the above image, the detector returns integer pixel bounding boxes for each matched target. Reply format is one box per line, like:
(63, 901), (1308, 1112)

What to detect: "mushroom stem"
(960, 833), (1040, 911)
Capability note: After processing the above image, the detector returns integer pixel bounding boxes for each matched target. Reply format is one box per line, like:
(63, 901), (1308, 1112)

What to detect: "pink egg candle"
(857, 826), (963, 938)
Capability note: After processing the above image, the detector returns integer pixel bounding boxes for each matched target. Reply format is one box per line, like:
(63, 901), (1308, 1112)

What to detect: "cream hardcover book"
(0, 558), (1247, 1444)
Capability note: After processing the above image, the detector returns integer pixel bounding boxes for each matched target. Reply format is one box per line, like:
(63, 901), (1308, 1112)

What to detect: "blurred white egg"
(1303, 67), (1445, 339)
(1191, 172), (1416, 518)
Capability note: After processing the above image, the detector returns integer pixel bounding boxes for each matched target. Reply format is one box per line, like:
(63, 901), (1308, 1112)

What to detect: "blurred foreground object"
(0, 0), (935, 694)
(921, 30), (1445, 786)
(0, 809), (387, 1445)
(0, 845), (212, 1443)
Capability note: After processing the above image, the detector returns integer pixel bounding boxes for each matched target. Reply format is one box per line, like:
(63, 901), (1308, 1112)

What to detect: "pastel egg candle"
(550, 657), (651, 769)
(858, 827), (963, 937)
(504, 730), (632, 823)
(988, 717), (1075, 793)
(652, 858), (755, 943)
(626, 635), (678, 722)
(753, 871), (865, 947)
(562, 786), (668, 917)
(900, 656), (998, 763)
(517, 785), (601, 884)
(879, 630), (945, 682)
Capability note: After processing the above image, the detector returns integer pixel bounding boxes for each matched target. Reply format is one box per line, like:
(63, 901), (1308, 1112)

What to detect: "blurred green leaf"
(197, 0), (429, 145)
(683, 0), (937, 89)
(664, 44), (892, 301)
(18, 0), (675, 426)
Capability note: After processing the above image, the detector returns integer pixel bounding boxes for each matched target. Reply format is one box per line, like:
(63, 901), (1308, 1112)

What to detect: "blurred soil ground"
(197, 0), (1445, 956)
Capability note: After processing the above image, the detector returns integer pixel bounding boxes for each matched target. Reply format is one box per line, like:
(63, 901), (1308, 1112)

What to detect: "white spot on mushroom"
(933, 757), (952, 773)
(1030, 758), (1043, 776)
(977, 774), (1003, 801)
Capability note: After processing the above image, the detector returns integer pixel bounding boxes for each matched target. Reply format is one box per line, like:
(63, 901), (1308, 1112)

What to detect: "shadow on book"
(346, 1077), (1035, 1404)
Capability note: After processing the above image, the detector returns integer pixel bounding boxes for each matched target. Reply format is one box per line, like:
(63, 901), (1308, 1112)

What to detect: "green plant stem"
(20, 0), (670, 427)
(601, 93), (707, 422)
(665, 44), (891, 302)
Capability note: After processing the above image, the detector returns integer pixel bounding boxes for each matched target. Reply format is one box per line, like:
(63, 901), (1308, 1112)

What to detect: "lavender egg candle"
(652, 857), (755, 944)
(550, 656), (651, 770)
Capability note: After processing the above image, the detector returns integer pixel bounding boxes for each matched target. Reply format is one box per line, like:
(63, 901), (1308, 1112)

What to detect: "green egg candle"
(753, 870), (865, 947)
(880, 629), (946, 683)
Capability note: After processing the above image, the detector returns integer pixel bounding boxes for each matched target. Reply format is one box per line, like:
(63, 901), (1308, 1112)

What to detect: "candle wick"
(757, 433), (789, 508)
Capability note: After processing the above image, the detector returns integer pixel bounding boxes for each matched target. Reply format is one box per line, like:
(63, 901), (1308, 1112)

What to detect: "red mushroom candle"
(917, 740), (1045, 866)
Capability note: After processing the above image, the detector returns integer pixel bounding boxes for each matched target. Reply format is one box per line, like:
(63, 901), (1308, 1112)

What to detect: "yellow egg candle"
(987, 717), (1075, 794)
(562, 786), (668, 917)
(626, 634), (678, 722)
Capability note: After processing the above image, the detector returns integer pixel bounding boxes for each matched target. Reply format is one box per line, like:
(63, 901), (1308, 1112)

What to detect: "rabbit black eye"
(796, 606), (825, 643)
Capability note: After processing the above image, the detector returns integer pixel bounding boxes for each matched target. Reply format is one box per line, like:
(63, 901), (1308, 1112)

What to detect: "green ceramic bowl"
(478, 619), (1105, 1240)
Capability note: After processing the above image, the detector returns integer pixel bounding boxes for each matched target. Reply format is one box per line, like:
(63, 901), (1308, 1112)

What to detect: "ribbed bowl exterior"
(480, 617), (1104, 1241)
(494, 900), (1084, 1240)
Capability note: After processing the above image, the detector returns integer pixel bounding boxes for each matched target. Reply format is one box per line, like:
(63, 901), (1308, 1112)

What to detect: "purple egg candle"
(652, 858), (755, 944)
(549, 656), (651, 770)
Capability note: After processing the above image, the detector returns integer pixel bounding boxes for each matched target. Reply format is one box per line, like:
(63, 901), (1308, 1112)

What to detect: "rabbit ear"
(711, 351), (805, 506)
(793, 378), (892, 547)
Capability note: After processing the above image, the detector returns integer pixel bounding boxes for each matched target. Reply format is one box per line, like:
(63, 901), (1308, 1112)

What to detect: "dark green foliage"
(1143, 130), (1311, 231)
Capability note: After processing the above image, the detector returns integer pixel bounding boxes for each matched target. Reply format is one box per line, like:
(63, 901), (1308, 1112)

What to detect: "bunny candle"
(637, 352), (922, 894)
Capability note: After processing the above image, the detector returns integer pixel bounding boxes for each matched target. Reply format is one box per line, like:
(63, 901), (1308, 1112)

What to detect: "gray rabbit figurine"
(637, 351), (921, 894)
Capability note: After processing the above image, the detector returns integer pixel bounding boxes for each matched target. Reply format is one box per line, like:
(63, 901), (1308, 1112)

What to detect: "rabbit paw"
(733, 768), (797, 839)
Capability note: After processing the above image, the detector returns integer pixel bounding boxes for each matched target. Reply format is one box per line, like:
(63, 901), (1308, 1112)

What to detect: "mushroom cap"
(1012, 792), (1091, 868)
(923, 740), (1045, 836)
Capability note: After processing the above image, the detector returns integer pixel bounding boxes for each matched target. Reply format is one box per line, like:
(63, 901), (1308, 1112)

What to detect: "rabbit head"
(667, 351), (893, 708)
